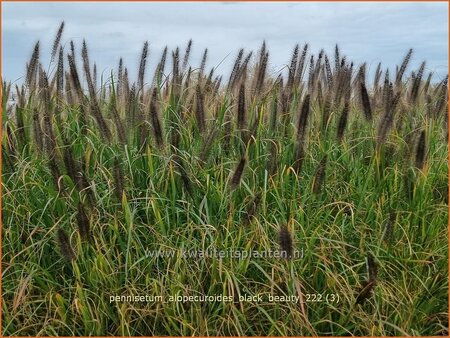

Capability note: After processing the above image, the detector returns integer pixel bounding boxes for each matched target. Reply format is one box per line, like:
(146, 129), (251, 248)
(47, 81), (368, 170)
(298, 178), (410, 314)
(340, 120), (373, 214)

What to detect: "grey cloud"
(2, 1), (448, 84)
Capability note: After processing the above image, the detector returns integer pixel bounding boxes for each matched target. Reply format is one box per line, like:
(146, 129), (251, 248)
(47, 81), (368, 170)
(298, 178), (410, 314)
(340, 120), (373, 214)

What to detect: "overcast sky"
(2, 1), (448, 85)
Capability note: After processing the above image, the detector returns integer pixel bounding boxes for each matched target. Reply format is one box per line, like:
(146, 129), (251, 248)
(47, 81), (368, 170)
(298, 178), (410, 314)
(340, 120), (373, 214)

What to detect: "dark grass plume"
(182, 39), (192, 71)
(355, 253), (378, 305)
(110, 93), (127, 144)
(67, 54), (83, 100)
(324, 54), (333, 88)
(243, 192), (262, 226)
(316, 82), (324, 113)
(113, 157), (125, 201)
(434, 76), (448, 119)
(286, 44), (299, 95)
(415, 130), (426, 170)
(173, 154), (193, 196)
(149, 88), (164, 147)
(32, 109), (44, 153)
(373, 62), (382, 91)
(222, 114), (232, 155)
(312, 155), (327, 194)
(199, 128), (218, 163)
(14, 105), (27, 149)
(313, 49), (324, 89)
(57, 228), (75, 261)
(294, 43), (308, 87)
(237, 82), (246, 130)
(195, 85), (206, 133)
(184, 66), (192, 89)
(279, 225), (293, 259)
(254, 42), (268, 94)
(382, 212), (396, 244)
(235, 51), (252, 86)
(170, 126), (181, 152)
(360, 82), (372, 121)
(357, 63), (366, 85)
(26, 42), (40, 87)
(81, 40), (112, 140)
(117, 57), (123, 94)
(293, 142), (305, 174)
(334, 44), (341, 71)
(199, 48), (208, 79)
(403, 168), (415, 201)
(39, 70), (59, 165)
(93, 63), (97, 93)
(170, 48), (182, 102)
(61, 141), (80, 188)
(69, 40), (76, 60)
(64, 73), (75, 104)
(337, 101), (350, 142)
(382, 69), (391, 110)
(230, 156), (246, 189)
(228, 49), (244, 91)
(56, 46), (64, 100)
(270, 84), (280, 131)
(367, 254), (378, 281)
(47, 156), (62, 191)
(38, 67), (51, 109)
(77, 202), (91, 242)
(159, 46), (168, 77)
(321, 92), (332, 132)
(307, 55), (315, 91)
(122, 67), (131, 102)
(50, 22), (64, 64)
(89, 101), (112, 141)
(81, 40), (96, 98)
(423, 72), (433, 97)
(409, 61), (426, 104)
(126, 84), (137, 128)
(297, 94), (311, 143)
(377, 84), (401, 147)
(206, 68), (215, 90)
(395, 48), (413, 87)
(137, 104), (151, 150)
(138, 41), (149, 97)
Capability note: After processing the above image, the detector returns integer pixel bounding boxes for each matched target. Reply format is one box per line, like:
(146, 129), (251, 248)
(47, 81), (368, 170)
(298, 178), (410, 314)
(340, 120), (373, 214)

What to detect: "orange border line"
(445, 3), (450, 338)
(1, 0), (3, 334)
(1, 0), (449, 2)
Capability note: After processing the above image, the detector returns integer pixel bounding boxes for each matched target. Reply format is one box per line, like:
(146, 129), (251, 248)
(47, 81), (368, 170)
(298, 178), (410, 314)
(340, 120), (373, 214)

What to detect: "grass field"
(1, 23), (449, 336)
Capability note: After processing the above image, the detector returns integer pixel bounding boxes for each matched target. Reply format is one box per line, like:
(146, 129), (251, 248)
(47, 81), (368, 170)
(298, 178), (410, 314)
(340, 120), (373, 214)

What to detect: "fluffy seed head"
(77, 202), (91, 242)
(415, 130), (426, 170)
(230, 156), (246, 188)
(57, 228), (75, 261)
(279, 225), (293, 259)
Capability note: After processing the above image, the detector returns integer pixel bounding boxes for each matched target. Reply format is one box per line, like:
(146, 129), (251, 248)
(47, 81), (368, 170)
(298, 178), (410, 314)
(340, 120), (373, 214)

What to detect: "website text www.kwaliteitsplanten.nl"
(144, 248), (303, 259)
